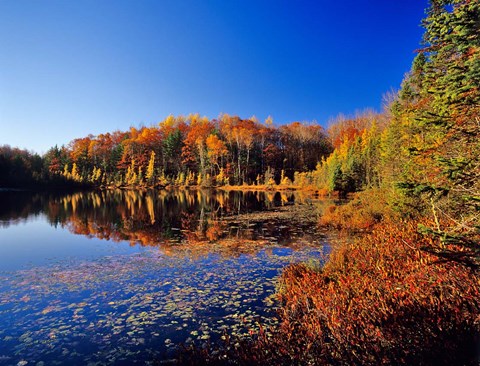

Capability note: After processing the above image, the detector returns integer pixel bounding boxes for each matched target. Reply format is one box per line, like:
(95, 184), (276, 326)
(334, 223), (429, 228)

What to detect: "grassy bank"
(179, 191), (479, 365)
(181, 225), (479, 365)
(270, 220), (479, 365)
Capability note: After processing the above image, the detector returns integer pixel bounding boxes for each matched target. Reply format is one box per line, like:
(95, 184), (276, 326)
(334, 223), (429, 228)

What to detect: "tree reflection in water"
(0, 189), (331, 365)
(0, 189), (328, 258)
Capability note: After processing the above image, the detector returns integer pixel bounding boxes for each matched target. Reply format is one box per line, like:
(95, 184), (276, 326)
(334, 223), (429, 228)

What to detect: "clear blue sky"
(0, 0), (428, 154)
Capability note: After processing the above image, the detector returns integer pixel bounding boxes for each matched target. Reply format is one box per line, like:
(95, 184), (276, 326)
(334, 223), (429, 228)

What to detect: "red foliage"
(182, 220), (480, 365)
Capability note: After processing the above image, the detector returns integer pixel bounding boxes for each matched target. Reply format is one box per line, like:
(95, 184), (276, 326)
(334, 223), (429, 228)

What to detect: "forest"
(0, 109), (387, 195)
(0, 0), (479, 364)
(0, 115), (335, 189)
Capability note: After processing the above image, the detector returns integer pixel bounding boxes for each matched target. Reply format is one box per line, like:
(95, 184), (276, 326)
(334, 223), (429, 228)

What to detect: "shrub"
(319, 188), (393, 231)
(272, 220), (479, 365)
(181, 219), (480, 365)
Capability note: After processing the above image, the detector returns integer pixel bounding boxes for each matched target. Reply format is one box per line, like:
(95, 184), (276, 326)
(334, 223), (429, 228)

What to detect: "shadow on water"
(0, 189), (332, 365)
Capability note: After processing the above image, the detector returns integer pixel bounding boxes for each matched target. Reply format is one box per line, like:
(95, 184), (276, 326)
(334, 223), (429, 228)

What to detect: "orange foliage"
(68, 136), (92, 162)
(181, 116), (214, 168)
(327, 111), (379, 148)
(206, 134), (227, 166)
(186, 220), (480, 365)
(319, 189), (390, 231)
(51, 114), (331, 187)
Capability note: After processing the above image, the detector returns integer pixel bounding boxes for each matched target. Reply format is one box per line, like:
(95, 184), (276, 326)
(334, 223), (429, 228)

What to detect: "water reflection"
(0, 189), (330, 365)
(1, 189), (324, 254)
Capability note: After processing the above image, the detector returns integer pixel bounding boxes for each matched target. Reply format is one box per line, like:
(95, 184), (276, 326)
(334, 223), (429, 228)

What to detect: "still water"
(0, 189), (330, 365)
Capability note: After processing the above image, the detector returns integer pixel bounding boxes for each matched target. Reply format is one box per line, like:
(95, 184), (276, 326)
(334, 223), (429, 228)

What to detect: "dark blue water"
(0, 189), (329, 365)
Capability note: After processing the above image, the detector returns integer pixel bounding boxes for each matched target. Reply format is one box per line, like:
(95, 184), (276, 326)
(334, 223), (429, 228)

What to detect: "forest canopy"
(37, 115), (335, 188)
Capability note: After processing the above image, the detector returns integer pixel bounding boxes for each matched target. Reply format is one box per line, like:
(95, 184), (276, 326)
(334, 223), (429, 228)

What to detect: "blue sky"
(0, 0), (428, 154)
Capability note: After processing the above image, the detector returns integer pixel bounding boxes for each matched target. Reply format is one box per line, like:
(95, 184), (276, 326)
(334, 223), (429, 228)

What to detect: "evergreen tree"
(396, 0), (480, 254)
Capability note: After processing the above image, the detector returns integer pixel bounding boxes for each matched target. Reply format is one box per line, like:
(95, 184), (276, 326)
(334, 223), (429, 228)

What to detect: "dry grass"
(319, 189), (393, 231)
(180, 218), (480, 365)
(270, 219), (480, 365)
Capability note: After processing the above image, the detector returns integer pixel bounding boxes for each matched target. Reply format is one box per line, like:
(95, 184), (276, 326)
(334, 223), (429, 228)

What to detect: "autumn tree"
(206, 134), (227, 178)
(281, 122), (332, 174)
(44, 145), (69, 174)
(68, 136), (93, 181)
(232, 119), (257, 184)
(37, 114), (333, 189)
(146, 150), (156, 183)
(181, 114), (215, 178)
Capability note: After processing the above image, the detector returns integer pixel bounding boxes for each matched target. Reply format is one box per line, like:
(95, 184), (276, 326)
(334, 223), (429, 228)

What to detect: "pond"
(0, 189), (331, 365)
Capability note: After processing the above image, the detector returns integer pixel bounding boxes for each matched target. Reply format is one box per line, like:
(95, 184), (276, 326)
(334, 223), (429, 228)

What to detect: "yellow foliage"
(146, 150), (155, 181)
(158, 171), (169, 186)
(125, 159), (137, 185)
(215, 168), (229, 186)
(71, 163), (81, 182)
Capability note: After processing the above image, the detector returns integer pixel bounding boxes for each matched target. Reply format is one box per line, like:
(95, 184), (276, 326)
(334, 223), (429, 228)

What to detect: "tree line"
(1, 110), (387, 191)
(0, 145), (77, 188)
(1, 116), (332, 189)
(2, 0), (478, 245)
